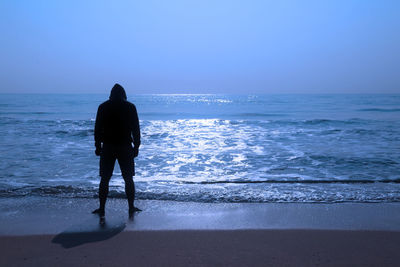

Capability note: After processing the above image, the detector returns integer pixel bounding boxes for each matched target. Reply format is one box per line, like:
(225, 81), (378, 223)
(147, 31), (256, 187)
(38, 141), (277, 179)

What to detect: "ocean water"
(0, 93), (399, 203)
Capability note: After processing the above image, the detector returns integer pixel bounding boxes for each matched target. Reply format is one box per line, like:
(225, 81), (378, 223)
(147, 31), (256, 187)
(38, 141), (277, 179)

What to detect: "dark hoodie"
(94, 84), (140, 147)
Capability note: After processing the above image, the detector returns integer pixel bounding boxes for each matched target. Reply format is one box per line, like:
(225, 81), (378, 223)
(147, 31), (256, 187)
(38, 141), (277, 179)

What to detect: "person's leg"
(98, 175), (112, 212)
(122, 174), (135, 210)
(94, 144), (116, 216)
(117, 145), (140, 214)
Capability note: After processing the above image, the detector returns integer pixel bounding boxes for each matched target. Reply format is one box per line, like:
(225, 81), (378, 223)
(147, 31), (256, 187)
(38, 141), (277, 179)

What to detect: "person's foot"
(92, 208), (105, 218)
(128, 207), (142, 218)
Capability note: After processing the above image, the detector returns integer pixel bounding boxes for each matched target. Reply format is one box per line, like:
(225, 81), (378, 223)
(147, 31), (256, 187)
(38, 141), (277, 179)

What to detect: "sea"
(0, 94), (399, 203)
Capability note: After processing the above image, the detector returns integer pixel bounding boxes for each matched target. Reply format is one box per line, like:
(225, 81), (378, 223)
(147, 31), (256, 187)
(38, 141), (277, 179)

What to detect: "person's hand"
(95, 146), (102, 156)
(133, 147), (139, 158)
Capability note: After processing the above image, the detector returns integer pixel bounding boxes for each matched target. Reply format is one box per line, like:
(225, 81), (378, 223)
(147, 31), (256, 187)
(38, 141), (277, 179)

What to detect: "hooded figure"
(95, 83), (140, 147)
(109, 83), (127, 101)
(93, 83), (141, 219)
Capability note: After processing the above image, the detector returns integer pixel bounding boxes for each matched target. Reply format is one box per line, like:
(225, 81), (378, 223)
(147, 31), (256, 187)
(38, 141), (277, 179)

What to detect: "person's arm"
(131, 104), (141, 157)
(94, 105), (104, 156)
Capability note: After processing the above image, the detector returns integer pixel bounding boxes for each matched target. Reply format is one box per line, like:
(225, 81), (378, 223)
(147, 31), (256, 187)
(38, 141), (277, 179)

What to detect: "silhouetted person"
(92, 83), (141, 218)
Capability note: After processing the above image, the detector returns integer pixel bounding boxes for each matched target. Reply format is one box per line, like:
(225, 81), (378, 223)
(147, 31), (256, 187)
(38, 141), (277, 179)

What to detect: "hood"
(109, 83), (127, 101)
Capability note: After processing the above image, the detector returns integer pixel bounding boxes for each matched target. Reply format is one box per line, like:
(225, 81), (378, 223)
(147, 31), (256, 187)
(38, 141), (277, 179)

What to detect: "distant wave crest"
(357, 108), (400, 112)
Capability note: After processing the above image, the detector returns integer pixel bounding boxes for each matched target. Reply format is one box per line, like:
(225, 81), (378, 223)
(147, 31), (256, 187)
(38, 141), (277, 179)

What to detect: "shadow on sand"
(52, 216), (126, 248)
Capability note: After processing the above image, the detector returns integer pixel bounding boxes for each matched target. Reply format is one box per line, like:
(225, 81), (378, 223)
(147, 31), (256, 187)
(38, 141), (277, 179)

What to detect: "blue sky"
(0, 0), (399, 94)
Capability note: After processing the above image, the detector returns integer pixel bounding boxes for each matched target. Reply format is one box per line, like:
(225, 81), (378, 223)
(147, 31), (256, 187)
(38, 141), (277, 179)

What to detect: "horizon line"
(1, 92), (399, 95)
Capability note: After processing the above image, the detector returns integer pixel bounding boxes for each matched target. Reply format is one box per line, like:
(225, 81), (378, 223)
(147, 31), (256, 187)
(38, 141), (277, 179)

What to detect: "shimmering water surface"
(0, 94), (399, 203)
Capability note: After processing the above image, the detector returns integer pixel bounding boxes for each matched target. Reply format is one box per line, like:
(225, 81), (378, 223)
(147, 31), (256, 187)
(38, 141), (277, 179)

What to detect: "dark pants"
(99, 143), (135, 211)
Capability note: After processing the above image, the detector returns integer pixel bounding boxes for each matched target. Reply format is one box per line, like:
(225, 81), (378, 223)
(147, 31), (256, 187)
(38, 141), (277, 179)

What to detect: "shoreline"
(1, 196), (400, 235)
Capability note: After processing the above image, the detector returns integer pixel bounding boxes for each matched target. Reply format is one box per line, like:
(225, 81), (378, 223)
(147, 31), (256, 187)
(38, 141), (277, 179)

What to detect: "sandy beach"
(2, 229), (400, 267)
(1, 197), (400, 266)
